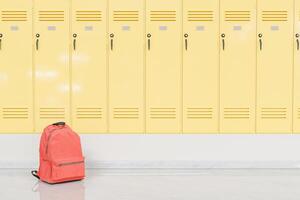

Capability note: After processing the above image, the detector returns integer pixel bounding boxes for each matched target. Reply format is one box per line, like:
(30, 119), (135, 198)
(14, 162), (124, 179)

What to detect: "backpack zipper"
(58, 161), (84, 167)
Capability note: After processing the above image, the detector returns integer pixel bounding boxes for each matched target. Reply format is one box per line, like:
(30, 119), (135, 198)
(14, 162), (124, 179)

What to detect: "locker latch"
(296, 34), (299, 51)
(147, 33), (151, 51)
(73, 34), (77, 50)
(221, 33), (225, 50)
(110, 33), (114, 51)
(184, 34), (188, 51)
(35, 34), (40, 51)
(258, 33), (263, 51)
(0, 33), (2, 50)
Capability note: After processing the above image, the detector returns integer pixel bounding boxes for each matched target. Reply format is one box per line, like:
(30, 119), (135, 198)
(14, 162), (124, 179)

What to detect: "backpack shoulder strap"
(31, 170), (40, 179)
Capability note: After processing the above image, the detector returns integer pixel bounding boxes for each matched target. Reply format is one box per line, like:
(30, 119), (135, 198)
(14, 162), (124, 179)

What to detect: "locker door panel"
(257, 0), (293, 133)
(220, 0), (256, 133)
(295, 0), (300, 133)
(0, 1), (33, 133)
(182, 0), (219, 133)
(109, 0), (144, 133)
(71, 0), (107, 133)
(34, 0), (70, 132)
(146, 0), (182, 133)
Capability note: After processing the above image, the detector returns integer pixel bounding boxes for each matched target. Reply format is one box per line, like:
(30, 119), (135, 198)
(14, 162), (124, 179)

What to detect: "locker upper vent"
(187, 108), (213, 119)
(2, 108), (28, 119)
(39, 11), (64, 22)
(76, 10), (102, 21)
(187, 10), (213, 22)
(1, 11), (27, 21)
(261, 108), (287, 119)
(113, 108), (139, 119)
(223, 108), (250, 119)
(225, 11), (250, 22)
(262, 11), (288, 22)
(150, 11), (176, 22)
(113, 11), (139, 22)
(39, 108), (65, 119)
(150, 108), (176, 119)
(76, 108), (102, 119)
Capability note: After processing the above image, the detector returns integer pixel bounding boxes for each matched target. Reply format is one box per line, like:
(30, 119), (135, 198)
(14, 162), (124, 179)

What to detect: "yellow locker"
(146, 0), (182, 133)
(219, 0), (256, 133)
(0, 1), (33, 133)
(294, 0), (300, 133)
(257, 0), (294, 133)
(108, 0), (144, 133)
(34, 0), (70, 132)
(182, 0), (219, 133)
(71, 0), (107, 133)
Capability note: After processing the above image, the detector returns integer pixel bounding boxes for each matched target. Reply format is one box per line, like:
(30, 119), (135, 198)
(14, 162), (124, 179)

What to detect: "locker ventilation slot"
(261, 108), (287, 119)
(76, 108), (102, 119)
(262, 11), (288, 22)
(39, 11), (64, 22)
(187, 108), (213, 119)
(2, 108), (28, 119)
(39, 108), (65, 119)
(150, 11), (176, 22)
(113, 108), (139, 119)
(76, 10), (102, 21)
(150, 108), (176, 119)
(188, 11), (213, 22)
(225, 11), (250, 22)
(113, 11), (139, 22)
(224, 108), (250, 119)
(1, 11), (27, 21)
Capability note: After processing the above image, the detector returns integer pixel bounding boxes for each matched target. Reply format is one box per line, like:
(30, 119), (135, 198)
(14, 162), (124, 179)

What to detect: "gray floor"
(1, 169), (300, 200)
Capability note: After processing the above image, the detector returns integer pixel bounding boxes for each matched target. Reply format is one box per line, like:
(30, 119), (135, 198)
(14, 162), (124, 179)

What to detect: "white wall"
(1, 134), (300, 169)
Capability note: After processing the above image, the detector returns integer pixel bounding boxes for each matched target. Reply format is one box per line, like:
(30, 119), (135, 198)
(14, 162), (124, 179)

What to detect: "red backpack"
(31, 122), (85, 184)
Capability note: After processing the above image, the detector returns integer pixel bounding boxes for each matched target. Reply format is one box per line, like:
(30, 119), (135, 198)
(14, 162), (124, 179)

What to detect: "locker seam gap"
(218, 0), (221, 133)
(255, 0), (258, 133)
(32, 0), (35, 132)
(181, 0), (183, 134)
(144, 0), (147, 134)
(106, 0), (110, 133)
(69, 0), (73, 126)
(292, 0), (295, 133)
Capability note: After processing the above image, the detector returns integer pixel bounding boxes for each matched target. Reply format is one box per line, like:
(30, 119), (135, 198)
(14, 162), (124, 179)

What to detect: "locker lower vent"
(262, 11), (287, 22)
(223, 108), (250, 119)
(39, 11), (64, 22)
(39, 108), (65, 119)
(187, 11), (213, 22)
(1, 11), (27, 22)
(261, 108), (287, 119)
(76, 108), (102, 119)
(187, 108), (213, 119)
(150, 108), (176, 119)
(2, 108), (28, 119)
(76, 10), (102, 22)
(113, 108), (139, 119)
(150, 11), (176, 22)
(113, 11), (139, 22)
(225, 11), (250, 22)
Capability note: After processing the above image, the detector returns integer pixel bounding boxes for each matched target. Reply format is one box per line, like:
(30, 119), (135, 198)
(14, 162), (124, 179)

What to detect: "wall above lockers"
(0, 0), (300, 134)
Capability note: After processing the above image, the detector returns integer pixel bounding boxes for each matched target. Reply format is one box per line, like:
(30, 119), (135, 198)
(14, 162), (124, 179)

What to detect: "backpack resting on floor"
(31, 122), (85, 184)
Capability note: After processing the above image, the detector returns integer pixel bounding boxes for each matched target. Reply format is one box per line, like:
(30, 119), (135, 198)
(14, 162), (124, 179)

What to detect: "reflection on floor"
(1, 169), (300, 200)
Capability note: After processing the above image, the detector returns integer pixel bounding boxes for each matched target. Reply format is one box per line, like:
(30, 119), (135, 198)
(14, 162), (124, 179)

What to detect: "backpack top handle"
(52, 122), (66, 126)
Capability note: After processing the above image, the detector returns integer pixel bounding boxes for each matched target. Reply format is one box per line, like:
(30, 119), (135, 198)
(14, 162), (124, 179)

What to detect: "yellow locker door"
(220, 0), (256, 133)
(182, 0), (219, 133)
(146, 0), (182, 133)
(257, 0), (293, 133)
(295, 0), (300, 133)
(108, 0), (144, 133)
(0, 1), (33, 133)
(34, 0), (70, 132)
(71, 0), (107, 133)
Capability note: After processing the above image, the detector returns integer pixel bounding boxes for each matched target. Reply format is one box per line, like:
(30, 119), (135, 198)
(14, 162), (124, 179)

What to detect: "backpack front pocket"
(51, 157), (85, 182)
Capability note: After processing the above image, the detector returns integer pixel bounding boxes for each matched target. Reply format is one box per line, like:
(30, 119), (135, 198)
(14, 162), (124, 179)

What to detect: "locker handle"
(147, 33), (151, 51)
(184, 34), (188, 51)
(35, 33), (40, 51)
(73, 34), (77, 50)
(0, 33), (2, 50)
(296, 34), (299, 51)
(110, 33), (114, 51)
(221, 33), (225, 50)
(258, 33), (263, 51)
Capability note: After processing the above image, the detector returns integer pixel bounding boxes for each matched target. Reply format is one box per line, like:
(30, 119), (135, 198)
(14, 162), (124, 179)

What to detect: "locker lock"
(184, 33), (188, 38)
(110, 33), (114, 38)
(258, 33), (263, 38)
(73, 33), (77, 38)
(36, 33), (40, 38)
(221, 33), (225, 38)
(147, 33), (151, 38)
(0, 33), (2, 38)
(296, 33), (299, 38)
